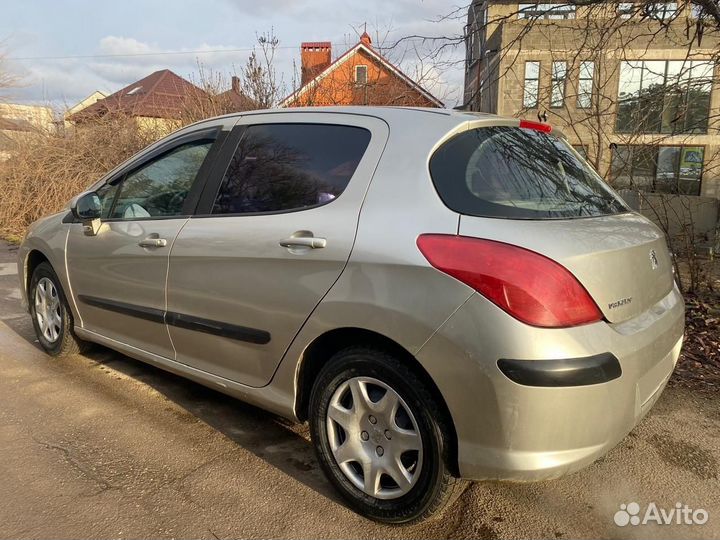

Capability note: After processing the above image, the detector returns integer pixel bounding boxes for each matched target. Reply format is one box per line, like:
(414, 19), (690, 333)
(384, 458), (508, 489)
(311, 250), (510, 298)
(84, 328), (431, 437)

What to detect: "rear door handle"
(279, 236), (326, 249)
(139, 237), (168, 248)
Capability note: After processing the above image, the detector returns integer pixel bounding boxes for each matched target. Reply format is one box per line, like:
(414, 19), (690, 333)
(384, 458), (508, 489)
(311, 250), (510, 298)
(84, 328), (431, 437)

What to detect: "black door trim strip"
(78, 295), (165, 324)
(165, 312), (270, 344)
(78, 295), (271, 345)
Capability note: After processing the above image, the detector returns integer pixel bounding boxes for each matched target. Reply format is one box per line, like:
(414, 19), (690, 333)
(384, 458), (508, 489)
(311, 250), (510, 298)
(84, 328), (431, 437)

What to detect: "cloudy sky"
(0, 0), (466, 109)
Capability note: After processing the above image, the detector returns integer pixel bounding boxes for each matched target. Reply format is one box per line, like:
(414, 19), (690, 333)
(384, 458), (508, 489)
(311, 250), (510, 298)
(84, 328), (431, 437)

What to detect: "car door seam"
(263, 117), (392, 387)
(164, 216), (192, 358)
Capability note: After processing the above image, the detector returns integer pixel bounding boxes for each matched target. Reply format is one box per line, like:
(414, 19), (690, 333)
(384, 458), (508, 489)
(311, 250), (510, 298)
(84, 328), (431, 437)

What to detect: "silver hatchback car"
(19, 107), (684, 523)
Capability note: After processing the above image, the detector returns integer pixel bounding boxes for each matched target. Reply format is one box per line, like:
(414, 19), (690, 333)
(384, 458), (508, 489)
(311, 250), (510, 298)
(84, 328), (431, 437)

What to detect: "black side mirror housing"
(72, 192), (102, 221)
(71, 192), (103, 236)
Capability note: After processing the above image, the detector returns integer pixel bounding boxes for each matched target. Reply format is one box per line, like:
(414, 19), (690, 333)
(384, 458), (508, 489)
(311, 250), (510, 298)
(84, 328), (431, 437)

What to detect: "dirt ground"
(1, 240), (719, 539)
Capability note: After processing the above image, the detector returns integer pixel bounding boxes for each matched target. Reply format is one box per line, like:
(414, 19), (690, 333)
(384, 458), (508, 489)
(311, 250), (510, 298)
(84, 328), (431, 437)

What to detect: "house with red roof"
(280, 32), (444, 108)
(69, 69), (209, 132)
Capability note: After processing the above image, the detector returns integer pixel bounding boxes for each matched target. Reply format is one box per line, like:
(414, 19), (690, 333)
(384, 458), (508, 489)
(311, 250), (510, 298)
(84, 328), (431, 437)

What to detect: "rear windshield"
(429, 126), (628, 219)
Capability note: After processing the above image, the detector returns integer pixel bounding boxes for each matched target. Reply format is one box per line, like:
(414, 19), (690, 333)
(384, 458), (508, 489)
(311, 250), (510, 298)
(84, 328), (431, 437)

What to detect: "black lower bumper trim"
(497, 353), (622, 387)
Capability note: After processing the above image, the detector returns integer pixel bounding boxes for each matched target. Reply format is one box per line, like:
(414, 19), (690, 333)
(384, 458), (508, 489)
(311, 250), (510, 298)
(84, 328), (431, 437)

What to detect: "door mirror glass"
(72, 192), (102, 221)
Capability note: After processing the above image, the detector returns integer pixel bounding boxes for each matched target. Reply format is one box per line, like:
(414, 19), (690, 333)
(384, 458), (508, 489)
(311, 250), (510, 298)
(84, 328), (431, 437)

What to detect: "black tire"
(309, 346), (467, 524)
(29, 261), (88, 357)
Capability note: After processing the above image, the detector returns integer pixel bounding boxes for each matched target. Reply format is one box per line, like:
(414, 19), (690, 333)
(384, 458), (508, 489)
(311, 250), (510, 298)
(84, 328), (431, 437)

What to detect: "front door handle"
(279, 236), (326, 249)
(139, 237), (168, 248)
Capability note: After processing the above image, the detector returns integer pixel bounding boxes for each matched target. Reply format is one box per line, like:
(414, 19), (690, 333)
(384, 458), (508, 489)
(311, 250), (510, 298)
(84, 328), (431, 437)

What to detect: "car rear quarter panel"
(274, 111), (485, 416)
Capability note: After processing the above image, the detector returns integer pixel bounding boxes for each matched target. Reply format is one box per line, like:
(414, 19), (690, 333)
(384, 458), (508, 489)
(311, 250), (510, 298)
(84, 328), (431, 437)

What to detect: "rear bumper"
(416, 285), (684, 481)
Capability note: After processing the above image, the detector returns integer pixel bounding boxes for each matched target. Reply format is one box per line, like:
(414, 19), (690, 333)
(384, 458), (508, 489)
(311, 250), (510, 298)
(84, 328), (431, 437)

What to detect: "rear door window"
(429, 126), (628, 219)
(211, 123), (371, 215)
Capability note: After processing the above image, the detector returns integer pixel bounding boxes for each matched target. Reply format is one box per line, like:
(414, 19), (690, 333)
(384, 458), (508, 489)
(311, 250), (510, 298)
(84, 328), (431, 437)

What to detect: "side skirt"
(74, 326), (297, 422)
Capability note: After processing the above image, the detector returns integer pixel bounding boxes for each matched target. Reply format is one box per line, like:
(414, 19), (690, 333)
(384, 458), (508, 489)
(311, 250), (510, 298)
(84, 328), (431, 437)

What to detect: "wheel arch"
(25, 249), (51, 294)
(295, 326), (460, 476)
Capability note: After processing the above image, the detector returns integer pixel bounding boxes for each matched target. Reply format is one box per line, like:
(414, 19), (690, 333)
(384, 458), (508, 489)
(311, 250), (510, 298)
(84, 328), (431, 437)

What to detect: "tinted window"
(430, 126), (628, 219)
(111, 141), (212, 220)
(212, 123), (371, 215)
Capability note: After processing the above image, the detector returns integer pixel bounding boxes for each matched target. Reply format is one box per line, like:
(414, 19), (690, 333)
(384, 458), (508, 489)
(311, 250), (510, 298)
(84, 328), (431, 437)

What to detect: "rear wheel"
(29, 262), (88, 356)
(309, 347), (466, 524)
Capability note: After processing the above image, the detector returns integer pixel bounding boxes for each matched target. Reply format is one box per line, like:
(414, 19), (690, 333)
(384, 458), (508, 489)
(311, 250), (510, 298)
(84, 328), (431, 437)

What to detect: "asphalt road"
(0, 240), (719, 539)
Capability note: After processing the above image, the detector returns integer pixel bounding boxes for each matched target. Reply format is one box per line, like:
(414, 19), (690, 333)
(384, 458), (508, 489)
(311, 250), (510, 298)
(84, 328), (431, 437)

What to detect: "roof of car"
(189, 106), (509, 133)
(236, 105), (498, 118)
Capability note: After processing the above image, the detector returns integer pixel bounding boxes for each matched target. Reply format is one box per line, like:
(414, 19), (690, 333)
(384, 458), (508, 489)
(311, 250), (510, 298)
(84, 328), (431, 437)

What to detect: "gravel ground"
(1, 240), (719, 539)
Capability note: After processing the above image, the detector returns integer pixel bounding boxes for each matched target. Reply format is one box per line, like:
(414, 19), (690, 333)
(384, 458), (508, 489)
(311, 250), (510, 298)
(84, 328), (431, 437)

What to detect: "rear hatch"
(429, 122), (674, 324)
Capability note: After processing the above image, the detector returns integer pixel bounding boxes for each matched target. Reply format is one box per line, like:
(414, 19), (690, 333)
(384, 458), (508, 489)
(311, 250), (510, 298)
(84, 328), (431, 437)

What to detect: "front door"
(67, 134), (218, 358)
(166, 114), (388, 387)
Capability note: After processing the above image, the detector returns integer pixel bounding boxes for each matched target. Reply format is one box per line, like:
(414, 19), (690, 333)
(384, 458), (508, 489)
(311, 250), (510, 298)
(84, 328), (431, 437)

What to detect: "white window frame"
(618, 2), (635, 19)
(645, 2), (678, 19)
(551, 61), (567, 108)
(577, 61), (595, 109)
(523, 61), (541, 108)
(518, 3), (576, 19)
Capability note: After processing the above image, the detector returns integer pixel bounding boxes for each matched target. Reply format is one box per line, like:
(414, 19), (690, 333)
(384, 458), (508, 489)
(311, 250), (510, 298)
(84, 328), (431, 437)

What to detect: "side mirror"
(71, 192), (103, 236)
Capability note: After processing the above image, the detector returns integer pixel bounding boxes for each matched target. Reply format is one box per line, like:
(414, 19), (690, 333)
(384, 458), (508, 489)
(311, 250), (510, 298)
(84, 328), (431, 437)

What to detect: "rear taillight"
(417, 235), (603, 328)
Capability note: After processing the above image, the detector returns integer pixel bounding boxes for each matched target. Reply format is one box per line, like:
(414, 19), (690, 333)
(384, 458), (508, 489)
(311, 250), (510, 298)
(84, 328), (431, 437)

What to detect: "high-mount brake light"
(519, 119), (553, 133)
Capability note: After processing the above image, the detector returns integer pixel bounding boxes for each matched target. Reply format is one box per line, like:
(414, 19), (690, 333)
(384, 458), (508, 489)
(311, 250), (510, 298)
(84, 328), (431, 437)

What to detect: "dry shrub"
(0, 115), (163, 240)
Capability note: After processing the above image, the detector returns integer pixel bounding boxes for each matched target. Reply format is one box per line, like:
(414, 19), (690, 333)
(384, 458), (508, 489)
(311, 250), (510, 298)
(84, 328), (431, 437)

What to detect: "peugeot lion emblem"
(649, 249), (659, 270)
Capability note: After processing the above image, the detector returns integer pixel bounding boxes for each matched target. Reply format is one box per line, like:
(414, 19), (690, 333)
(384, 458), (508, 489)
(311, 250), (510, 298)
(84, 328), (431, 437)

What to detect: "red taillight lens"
(417, 235), (603, 328)
(519, 119), (552, 133)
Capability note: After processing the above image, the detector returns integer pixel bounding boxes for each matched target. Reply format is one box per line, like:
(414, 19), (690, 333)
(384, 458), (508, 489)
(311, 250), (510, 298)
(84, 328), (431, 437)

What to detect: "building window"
(465, 24), (478, 66)
(616, 60), (713, 134)
(355, 65), (368, 85)
(577, 61), (594, 108)
(465, 3), (487, 67)
(518, 3), (576, 19)
(645, 2), (678, 19)
(618, 2), (635, 18)
(523, 61), (540, 108)
(610, 144), (703, 195)
(551, 61), (567, 108)
(691, 3), (712, 19)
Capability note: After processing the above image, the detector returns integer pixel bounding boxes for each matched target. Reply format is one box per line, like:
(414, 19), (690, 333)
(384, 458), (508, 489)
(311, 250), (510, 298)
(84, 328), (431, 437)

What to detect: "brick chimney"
(231, 75), (240, 93)
(300, 42), (332, 86)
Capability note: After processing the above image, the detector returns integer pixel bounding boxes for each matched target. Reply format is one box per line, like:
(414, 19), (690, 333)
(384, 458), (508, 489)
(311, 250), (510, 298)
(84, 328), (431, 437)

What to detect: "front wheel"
(309, 347), (466, 524)
(29, 261), (88, 356)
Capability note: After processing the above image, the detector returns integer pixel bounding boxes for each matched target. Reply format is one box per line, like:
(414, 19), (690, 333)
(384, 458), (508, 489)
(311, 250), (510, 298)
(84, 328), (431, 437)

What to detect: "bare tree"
(0, 45), (18, 100)
(239, 29), (285, 108)
(400, 1), (719, 292)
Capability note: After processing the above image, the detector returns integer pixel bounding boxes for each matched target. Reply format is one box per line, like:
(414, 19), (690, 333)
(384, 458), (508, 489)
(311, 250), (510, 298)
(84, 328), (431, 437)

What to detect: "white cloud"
(5, 1), (467, 108)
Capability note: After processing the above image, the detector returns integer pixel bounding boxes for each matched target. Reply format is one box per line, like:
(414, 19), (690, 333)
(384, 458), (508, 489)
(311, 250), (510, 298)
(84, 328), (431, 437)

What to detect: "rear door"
(166, 113), (388, 387)
(430, 123), (675, 324)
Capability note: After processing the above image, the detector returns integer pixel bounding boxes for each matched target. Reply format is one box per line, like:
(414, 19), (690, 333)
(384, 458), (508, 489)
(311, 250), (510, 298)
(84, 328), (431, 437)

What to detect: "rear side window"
(212, 123), (371, 215)
(429, 126), (628, 219)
